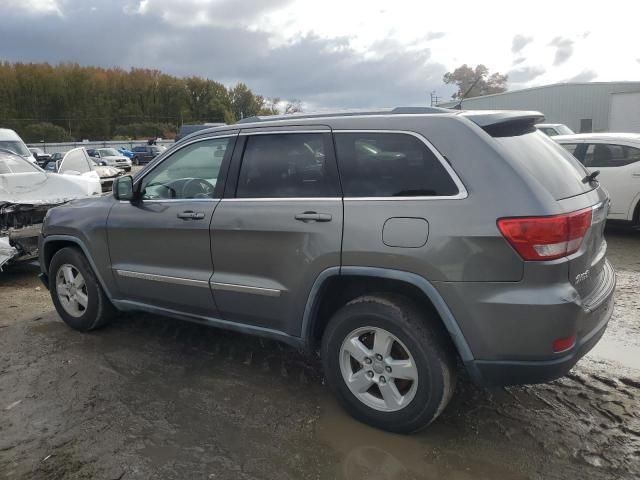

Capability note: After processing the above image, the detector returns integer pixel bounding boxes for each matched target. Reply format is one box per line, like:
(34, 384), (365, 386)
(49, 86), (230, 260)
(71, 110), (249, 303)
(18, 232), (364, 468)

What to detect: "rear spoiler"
(457, 110), (545, 137)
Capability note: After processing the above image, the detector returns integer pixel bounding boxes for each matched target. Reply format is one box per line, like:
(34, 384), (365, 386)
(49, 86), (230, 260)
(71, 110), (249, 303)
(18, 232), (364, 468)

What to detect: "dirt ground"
(0, 226), (638, 480)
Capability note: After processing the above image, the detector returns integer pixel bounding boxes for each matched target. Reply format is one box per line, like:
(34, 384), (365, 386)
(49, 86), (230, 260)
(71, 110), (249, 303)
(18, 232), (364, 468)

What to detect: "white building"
(440, 82), (640, 134)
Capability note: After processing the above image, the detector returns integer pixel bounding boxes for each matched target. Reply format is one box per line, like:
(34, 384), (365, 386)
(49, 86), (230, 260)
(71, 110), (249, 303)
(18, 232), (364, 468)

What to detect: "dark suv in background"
(131, 145), (166, 165)
(39, 108), (615, 433)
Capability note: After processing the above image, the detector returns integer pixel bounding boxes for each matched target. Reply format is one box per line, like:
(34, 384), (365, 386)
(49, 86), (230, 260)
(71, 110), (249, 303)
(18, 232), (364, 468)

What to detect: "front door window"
(140, 138), (230, 200)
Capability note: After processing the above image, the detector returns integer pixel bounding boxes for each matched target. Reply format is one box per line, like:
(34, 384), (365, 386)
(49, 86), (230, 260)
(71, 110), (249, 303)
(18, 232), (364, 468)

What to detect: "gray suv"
(39, 108), (615, 433)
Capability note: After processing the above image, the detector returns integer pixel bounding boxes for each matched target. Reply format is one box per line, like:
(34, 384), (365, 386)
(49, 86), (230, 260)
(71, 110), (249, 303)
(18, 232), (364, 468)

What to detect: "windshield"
(0, 154), (40, 173)
(98, 148), (120, 157)
(556, 125), (574, 135)
(0, 140), (31, 157)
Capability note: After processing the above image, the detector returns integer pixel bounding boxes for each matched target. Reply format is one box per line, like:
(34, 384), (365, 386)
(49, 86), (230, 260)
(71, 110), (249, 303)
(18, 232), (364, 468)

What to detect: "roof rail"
(236, 106), (451, 124)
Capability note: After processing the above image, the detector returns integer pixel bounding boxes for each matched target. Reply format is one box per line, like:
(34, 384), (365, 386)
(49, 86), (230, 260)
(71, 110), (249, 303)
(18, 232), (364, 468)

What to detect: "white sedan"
(554, 133), (640, 224)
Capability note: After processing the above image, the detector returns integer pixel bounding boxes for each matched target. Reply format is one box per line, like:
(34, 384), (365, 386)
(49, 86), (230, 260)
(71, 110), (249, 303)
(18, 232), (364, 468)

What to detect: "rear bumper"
(467, 291), (613, 386)
(435, 259), (616, 386)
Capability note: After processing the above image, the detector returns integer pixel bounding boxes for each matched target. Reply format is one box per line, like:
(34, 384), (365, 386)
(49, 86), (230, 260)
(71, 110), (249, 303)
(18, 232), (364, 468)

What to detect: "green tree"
(20, 122), (72, 142)
(0, 62), (280, 138)
(443, 64), (508, 100)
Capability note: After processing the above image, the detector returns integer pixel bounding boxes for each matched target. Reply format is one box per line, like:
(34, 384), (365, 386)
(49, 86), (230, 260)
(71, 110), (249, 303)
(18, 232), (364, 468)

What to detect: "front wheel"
(49, 247), (116, 331)
(321, 294), (457, 433)
(133, 157), (139, 166)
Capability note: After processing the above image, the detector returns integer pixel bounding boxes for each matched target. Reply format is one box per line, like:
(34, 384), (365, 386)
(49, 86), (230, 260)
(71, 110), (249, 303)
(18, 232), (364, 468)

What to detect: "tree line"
(0, 62), (300, 142)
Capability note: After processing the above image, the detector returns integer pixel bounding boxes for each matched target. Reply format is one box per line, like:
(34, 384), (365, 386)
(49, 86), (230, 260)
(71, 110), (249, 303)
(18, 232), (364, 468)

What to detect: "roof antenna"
(453, 75), (482, 110)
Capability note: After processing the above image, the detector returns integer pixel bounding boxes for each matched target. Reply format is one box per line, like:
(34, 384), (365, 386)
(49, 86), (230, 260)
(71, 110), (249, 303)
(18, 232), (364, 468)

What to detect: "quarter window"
(334, 132), (459, 197)
(140, 138), (229, 200)
(584, 143), (640, 168)
(236, 133), (337, 198)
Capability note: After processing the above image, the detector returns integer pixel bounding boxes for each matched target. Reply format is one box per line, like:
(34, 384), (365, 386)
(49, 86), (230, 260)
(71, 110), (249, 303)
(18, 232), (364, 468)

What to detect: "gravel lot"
(0, 226), (638, 480)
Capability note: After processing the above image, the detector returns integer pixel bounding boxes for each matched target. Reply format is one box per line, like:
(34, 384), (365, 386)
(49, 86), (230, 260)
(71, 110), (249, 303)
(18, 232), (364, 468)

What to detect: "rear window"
(493, 130), (592, 200)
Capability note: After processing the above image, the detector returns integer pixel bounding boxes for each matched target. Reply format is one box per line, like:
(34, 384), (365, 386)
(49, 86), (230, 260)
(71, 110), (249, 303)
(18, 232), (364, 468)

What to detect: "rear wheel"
(321, 294), (457, 433)
(49, 247), (116, 331)
(133, 156), (139, 166)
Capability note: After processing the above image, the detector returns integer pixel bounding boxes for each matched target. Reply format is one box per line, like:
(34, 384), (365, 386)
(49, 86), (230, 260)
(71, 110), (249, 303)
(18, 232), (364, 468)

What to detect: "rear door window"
(236, 133), (338, 198)
(584, 143), (640, 168)
(492, 131), (592, 200)
(334, 132), (459, 197)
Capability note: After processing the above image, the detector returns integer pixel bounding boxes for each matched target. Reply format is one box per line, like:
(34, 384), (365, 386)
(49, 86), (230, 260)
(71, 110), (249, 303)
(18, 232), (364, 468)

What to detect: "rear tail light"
(552, 334), (577, 353)
(497, 207), (592, 261)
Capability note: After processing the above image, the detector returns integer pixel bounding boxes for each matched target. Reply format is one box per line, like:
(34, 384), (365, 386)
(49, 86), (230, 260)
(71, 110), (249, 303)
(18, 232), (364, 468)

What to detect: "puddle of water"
(588, 339), (640, 370)
(315, 393), (527, 480)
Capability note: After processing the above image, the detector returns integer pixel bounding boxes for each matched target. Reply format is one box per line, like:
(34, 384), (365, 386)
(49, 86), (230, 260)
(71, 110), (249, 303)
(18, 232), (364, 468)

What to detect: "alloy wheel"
(339, 326), (419, 412)
(55, 264), (88, 318)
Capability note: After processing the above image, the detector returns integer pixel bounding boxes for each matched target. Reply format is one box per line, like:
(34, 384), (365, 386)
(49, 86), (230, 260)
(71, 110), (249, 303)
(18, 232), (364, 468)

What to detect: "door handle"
(632, 173), (640, 177)
(177, 211), (205, 220)
(295, 212), (332, 222)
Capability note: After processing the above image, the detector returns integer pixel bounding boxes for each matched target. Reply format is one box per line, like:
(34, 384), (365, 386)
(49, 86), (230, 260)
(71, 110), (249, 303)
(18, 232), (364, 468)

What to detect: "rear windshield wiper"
(583, 170), (600, 184)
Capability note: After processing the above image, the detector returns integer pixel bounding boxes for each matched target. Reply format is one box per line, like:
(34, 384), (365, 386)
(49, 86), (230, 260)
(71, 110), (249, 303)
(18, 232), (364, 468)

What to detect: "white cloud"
(2, 0), (640, 105)
(4, 0), (63, 15)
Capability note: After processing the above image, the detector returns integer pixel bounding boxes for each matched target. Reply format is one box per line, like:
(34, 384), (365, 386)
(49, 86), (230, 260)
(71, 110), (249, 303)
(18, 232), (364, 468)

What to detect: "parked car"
(0, 128), (36, 163)
(46, 149), (122, 192)
(28, 147), (52, 167)
(0, 149), (101, 270)
(555, 133), (640, 225)
(118, 147), (133, 159)
(86, 148), (132, 171)
(130, 145), (166, 165)
(535, 123), (574, 137)
(39, 108), (614, 433)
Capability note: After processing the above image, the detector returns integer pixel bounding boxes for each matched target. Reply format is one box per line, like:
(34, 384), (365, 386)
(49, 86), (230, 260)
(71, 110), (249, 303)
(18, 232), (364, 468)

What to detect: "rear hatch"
(468, 111), (609, 303)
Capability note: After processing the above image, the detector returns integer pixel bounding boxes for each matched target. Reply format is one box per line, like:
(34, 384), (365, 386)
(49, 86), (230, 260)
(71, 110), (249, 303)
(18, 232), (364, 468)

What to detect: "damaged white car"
(0, 148), (101, 270)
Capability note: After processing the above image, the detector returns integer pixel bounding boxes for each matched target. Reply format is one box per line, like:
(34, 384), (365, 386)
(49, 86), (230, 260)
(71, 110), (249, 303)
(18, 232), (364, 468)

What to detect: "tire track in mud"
(1, 311), (639, 479)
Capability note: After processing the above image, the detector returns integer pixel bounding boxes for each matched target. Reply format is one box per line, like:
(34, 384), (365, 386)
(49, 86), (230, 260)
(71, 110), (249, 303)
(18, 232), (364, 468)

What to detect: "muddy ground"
(0, 227), (638, 480)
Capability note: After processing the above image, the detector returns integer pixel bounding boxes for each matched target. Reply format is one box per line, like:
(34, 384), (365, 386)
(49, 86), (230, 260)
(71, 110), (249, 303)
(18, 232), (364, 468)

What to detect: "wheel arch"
(301, 267), (474, 364)
(41, 235), (115, 302)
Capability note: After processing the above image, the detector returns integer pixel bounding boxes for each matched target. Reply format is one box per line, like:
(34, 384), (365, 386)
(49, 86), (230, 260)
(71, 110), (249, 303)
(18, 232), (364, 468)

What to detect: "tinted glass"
(334, 132), (458, 197)
(133, 146), (145, 152)
(141, 138), (229, 200)
(236, 133), (337, 198)
(493, 130), (591, 200)
(561, 143), (580, 156)
(584, 143), (640, 168)
(60, 149), (92, 174)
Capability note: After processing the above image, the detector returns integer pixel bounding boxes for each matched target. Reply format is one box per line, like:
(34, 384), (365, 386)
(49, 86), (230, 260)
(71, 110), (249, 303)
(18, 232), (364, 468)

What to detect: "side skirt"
(112, 299), (305, 350)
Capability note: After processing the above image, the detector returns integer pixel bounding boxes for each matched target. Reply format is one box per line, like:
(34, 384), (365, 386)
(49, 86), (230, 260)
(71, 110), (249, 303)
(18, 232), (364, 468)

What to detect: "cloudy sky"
(3, 0), (639, 108)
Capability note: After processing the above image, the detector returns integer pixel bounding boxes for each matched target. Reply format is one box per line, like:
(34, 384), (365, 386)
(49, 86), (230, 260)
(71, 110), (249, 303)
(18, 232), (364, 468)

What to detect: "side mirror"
(114, 175), (135, 201)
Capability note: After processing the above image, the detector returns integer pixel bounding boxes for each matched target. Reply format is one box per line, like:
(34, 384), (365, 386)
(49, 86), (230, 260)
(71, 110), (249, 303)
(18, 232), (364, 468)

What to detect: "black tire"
(49, 247), (117, 331)
(133, 156), (139, 166)
(321, 294), (457, 433)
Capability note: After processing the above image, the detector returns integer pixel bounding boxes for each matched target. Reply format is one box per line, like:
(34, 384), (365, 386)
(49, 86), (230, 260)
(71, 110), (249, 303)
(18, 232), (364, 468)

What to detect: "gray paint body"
(40, 111), (615, 386)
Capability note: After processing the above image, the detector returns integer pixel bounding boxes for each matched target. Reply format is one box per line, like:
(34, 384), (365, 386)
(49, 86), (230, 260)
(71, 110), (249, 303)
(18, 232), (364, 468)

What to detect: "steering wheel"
(181, 178), (215, 199)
